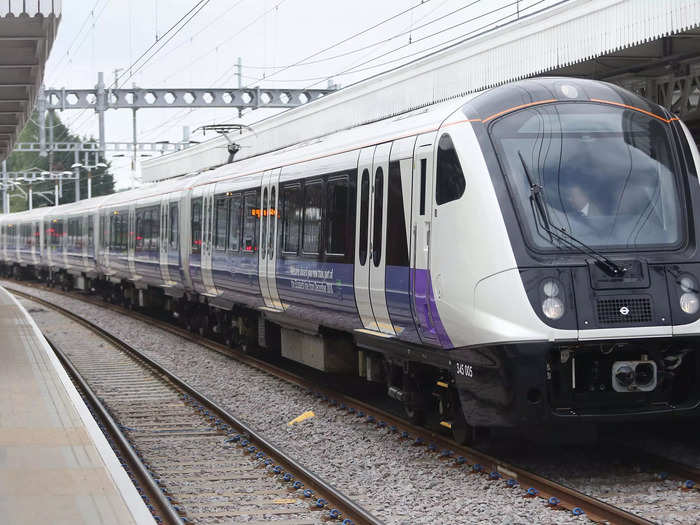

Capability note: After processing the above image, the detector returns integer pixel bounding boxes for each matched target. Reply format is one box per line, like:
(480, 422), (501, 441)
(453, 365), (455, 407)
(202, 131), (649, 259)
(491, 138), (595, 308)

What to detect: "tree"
(4, 111), (115, 212)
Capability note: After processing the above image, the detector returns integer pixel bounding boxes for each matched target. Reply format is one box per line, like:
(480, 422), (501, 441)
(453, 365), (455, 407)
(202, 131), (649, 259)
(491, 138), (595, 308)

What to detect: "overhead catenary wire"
(113, 0), (213, 90)
(46, 0), (110, 86)
(234, 0), (436, 88)
(148, 0), (448, 139)
(161, 0), (287, 85)
(302, 0), (551, 88)
(154, 0), (247, 69)
(237, 0), (478, 71)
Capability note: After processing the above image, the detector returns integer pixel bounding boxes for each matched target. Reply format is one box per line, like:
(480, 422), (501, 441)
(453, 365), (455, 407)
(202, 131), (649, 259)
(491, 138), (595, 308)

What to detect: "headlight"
(542, 279), (560, 297)
(680, 292), (699, 314)
(680, 275), (697, 293)
(542, 297), (565, 320)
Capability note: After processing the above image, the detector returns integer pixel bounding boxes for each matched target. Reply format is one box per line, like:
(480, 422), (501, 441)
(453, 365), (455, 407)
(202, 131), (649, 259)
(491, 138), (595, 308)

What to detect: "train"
(2, 77), (699, 442)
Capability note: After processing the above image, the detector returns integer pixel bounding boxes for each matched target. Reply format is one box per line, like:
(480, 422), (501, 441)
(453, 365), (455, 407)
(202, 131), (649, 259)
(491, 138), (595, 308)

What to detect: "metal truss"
(43, 86), (334, 110)
(1, 167), (76, 185)
(615, 65), (700, 121)
(34, 72), (337, 157)
(14, 141), (190, 153)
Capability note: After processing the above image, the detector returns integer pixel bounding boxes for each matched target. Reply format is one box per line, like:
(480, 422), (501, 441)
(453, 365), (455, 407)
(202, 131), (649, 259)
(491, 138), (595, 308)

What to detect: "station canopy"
(0, 1), (60, 161)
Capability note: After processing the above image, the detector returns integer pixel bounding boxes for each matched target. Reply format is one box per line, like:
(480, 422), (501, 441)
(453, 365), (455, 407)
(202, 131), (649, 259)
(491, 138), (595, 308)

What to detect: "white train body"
(3, 77), (700, 431)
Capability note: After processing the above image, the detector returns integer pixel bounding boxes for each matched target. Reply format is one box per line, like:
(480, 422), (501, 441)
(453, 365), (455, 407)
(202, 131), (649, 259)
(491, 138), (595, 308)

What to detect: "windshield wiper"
(517, 151), (626, 277)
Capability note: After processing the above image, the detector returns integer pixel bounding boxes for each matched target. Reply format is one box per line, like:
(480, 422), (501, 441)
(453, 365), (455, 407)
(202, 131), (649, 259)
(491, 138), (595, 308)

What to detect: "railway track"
(15, 289), (380, 525)
(8, 279), (700, 524)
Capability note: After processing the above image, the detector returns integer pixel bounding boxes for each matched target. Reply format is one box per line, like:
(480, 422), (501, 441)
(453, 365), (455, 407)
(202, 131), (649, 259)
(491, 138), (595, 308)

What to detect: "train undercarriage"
(2, 263), (477, 443)
(4, 262), (699, 444)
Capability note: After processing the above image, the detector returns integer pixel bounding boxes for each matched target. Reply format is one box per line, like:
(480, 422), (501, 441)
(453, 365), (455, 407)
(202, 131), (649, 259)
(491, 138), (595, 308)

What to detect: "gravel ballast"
(8, 280), (699, 524)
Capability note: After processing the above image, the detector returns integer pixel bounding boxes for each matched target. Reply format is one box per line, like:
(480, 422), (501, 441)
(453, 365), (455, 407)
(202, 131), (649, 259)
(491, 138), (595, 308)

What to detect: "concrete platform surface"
(0, 286), (154, 524)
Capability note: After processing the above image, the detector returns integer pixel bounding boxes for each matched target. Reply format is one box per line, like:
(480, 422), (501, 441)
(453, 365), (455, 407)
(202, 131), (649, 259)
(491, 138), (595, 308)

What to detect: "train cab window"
(228, 194), (241, 252)
(435, 134), (466, 205)
(191, 197), (203, 254)
(169, 203), (179, 250)
(281, 184), (301, 254)
(372, 167), (384, 267)
(261, 188), (268, 259)
(214, 196), (229, 251)
(326, 176), (349, 256)
(242, 190), (260, 253)
(302, 180), (322, 255)
(359, 169), (370, 265)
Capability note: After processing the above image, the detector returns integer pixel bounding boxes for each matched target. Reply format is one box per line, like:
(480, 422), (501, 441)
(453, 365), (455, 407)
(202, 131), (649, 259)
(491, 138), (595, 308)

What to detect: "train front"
(457, 77), (700, 429)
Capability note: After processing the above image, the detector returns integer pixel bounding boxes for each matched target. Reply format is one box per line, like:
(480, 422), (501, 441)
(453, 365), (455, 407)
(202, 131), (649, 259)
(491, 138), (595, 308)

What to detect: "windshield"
(489, 102), (683, 251)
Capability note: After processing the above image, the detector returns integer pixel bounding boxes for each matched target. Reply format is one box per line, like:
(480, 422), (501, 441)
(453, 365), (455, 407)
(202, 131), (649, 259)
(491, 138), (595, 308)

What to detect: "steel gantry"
(1, 165), (77, 212)
(36, 71), (335, 156)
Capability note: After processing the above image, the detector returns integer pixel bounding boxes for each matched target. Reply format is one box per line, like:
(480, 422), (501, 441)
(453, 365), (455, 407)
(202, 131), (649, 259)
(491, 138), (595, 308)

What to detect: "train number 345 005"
(455, 361), (473, 378)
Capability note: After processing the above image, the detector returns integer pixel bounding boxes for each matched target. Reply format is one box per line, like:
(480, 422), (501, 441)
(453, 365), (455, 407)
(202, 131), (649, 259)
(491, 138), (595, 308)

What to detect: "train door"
(159, 197), (174, 286)
(201, 185), (217, 295)
(31, 220), (39, 265)
(368, 143), (395, 334)
(180, 191), (193, 291)
(409, 132), (439, 345)
(354, 147), (379, 331)
(258, 169), (283, 309)
(127, 205), (136, 279)
(354, 144), (395, 334)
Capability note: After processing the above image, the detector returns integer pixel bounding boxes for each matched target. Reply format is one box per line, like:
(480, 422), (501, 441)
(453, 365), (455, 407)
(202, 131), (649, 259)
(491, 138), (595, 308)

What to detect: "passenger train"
(3, 77), (699, 442)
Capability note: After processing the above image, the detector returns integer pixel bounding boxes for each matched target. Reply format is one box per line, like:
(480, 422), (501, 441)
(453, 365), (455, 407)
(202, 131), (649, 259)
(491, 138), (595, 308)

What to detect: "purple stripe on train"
(411, 268), (452, 348)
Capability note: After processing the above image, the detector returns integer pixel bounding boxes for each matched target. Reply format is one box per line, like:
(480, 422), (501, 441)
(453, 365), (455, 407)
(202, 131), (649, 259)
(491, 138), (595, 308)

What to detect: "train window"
(148, 206), (159, 251)
(191, 197), (202, 254)
(214, 196), (229, 251)
(145, 209), (152, 250)
(135, 211), (144, 251)
(269, 186), (276, 259)
(386, 161), (409, 266)
(169, 203), (179, 250)
(281, 184), (301, 254)
(359, 169), (370, 265)
(242, 190), (259, 253)
(436, 134), (466, 205)
(373, 167), (384, 267)
(228, 194), (242, 252)
(110, 216), (116, 249)
(326, 176), (348, 256)
(261, 188), (268, 259)
(55, 220), (63, 248)
(117, 214), (125, 251)
(87, 217), (93, 249)
(419, 159), (426, 215)
(302, 180), (322, 255)
(121, 213), (127, 251)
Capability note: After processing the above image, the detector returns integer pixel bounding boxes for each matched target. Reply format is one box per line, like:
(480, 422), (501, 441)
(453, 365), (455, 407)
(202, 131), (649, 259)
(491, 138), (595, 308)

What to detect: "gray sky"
(45, 0), (557, 189)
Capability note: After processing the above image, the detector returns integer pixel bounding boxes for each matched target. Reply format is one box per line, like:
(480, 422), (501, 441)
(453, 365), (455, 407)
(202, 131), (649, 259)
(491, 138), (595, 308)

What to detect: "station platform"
(0, 286), (155, 524)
